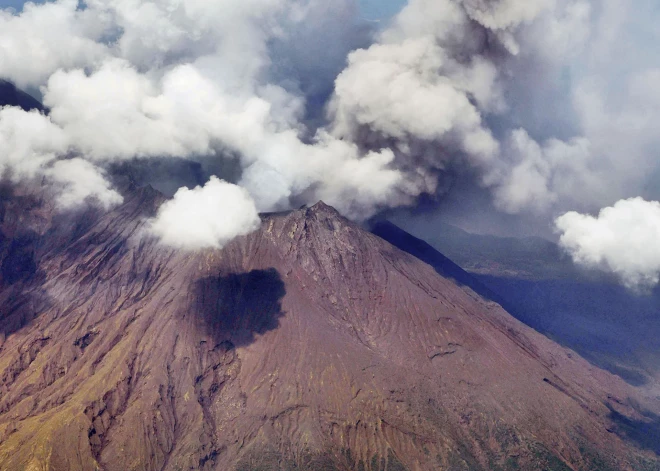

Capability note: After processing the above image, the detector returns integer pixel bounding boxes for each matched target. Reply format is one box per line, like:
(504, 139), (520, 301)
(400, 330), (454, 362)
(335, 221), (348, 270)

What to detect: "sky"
(0, 0), (30, 10)
(358, 0), (407, 20)
(1, 0), (409, 19)
(1, 0), (659, 291)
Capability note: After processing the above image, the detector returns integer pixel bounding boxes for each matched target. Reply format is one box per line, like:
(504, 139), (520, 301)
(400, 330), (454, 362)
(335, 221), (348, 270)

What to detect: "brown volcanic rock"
(0, 188), (658, 471)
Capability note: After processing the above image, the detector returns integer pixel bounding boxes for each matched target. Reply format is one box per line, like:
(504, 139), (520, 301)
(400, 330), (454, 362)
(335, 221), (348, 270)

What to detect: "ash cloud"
(1, 0), (411, 246)
(0, 0), (659, 271)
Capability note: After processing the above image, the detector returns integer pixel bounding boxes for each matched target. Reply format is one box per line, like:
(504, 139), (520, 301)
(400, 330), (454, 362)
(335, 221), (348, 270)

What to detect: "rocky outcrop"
(0, 187), (658, 470)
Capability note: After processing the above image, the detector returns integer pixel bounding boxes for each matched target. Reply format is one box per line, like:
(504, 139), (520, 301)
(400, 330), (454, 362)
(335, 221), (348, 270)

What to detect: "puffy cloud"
(0, 0), (108, 88)
(556, 198), (660, 291)
(47, 158), (123, 209)
(38, 54), (413, 220)
(0, 105), (121, 210)
(235, 132), (410, 219)
(313, 147), (406, 220)
(0, 106), (68, 179)
(44, 60), (183, 161)
(331, 37), (499, 164)
(148, 176), (260, 250)
(328, 0), (554, 211)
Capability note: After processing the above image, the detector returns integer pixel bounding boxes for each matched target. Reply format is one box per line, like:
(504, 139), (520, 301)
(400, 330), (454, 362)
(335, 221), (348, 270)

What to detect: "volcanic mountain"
(374, 220), (660, 389)
(0, 184), (658, 471)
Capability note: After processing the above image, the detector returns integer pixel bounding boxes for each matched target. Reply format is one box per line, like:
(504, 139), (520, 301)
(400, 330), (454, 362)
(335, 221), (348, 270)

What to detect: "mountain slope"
(384, 219), (660, 388)
(0, 186), (658, 471)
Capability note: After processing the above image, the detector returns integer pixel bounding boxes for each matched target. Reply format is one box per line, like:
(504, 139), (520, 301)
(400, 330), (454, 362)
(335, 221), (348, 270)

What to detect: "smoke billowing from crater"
(0, 0), (659, 277)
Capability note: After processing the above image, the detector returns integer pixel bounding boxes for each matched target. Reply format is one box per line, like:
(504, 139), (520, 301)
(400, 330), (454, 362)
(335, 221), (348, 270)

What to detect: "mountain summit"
(0, 186), (658, 470)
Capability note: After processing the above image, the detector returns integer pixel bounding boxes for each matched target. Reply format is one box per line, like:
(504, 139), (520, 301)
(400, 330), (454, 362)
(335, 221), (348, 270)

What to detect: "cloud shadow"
(608, 405), (660, 455)
(193, 268), (286, 348)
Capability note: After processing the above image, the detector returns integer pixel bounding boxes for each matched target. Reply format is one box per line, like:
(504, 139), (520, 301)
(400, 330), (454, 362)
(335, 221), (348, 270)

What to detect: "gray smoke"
(1, 0), (659, 278)
(1, 0), (408, 247)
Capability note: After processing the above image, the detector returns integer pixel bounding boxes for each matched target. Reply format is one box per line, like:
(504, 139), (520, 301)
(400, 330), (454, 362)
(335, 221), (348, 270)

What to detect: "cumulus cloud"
(0, 104), (122, 210)
(0, 106), (68, 179)
(149, 177), (260, 250)
(329, 0), (524, 175)
(47, 158), (123, 210)
(0, 0), (108, 88)
(556, 198), (660, 291)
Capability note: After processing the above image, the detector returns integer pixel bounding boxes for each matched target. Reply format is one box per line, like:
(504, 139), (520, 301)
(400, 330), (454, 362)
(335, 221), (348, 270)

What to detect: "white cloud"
(47, 158), (123, 209)
(0, 0), (108, 88)
(556, 198), (660, 291)
(0, 0), (413, 230)
(0, 106), (68, 179)
(148, 176), (261, 250)
(0, 106), (122, 210)
(328, 0), (552, 200)
(331, 37), (499, 164)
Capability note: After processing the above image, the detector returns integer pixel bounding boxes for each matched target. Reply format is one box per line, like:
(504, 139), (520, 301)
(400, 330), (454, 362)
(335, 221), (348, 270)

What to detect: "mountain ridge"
(387, 218), (660, 389)
(0, 185), (658, 470)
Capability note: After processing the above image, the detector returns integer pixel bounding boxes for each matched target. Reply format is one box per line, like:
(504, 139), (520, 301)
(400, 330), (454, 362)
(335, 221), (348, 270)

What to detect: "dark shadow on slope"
(0, 284), (52, 339)
(0, 185), (51, 338)
(371, 221), (510, 307)
(608, 406), (660, 455)
(476, 276), (659, 387)
(1, 233), (38, 284)
(0, 229), (51, 338)
(194, 268), (286, 347)
(372, 221), (659, 387)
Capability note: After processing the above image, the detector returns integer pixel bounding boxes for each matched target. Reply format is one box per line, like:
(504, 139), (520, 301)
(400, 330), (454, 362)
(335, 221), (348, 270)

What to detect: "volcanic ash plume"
(0, 0), (429, 249)
(0, 0), (533, 247)
(1, 0), (659, 282)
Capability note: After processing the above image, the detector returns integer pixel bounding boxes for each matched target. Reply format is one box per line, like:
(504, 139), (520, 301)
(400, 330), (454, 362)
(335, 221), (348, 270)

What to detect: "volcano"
(0, 184), (658, 471)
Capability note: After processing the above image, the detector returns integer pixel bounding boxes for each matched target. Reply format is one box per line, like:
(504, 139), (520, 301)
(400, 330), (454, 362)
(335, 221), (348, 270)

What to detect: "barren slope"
(0, 186), (658, 471)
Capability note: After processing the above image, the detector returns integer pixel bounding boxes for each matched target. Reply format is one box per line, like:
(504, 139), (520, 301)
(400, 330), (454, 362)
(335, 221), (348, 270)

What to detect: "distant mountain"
(0, 185), (658, 470)
(394, 221), (585, 281)
(0, 80), (45, 112)
(382, 220), (660, 389)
